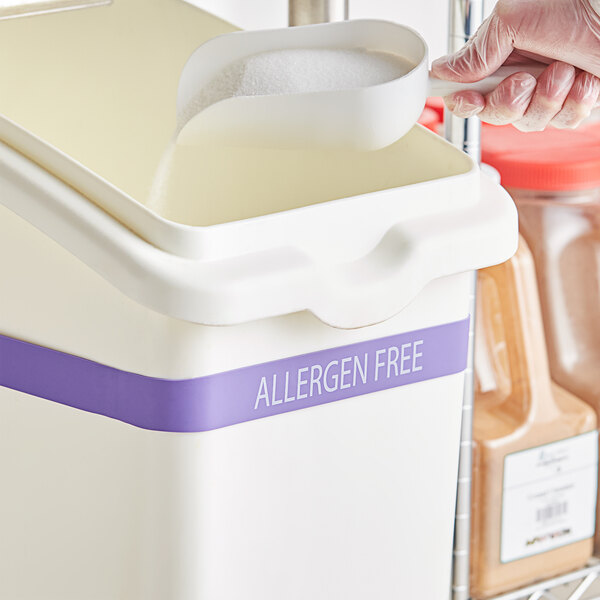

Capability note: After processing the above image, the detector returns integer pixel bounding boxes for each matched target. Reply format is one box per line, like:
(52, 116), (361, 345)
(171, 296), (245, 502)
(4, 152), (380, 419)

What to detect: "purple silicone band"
(0, 317), (469, 432)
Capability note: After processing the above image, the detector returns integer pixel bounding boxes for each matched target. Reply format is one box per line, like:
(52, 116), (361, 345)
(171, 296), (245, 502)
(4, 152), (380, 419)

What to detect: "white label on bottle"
(501, 430), (599, 564)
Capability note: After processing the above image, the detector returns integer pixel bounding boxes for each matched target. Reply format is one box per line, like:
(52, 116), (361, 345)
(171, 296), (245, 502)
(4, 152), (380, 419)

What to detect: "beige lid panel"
(0, 0), (236, 203)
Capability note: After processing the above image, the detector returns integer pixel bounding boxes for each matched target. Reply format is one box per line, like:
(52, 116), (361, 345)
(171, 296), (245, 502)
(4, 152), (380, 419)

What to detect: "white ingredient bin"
(0, 1), (517, 599)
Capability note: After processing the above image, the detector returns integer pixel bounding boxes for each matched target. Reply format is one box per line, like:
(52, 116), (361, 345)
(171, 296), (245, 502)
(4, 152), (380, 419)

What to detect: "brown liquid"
(471, 237), (596, 599)
(517, 192), (600, 552)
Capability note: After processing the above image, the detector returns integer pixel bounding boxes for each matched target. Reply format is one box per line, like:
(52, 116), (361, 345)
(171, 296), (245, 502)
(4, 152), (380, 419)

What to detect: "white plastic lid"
(0, 127), (518, 328)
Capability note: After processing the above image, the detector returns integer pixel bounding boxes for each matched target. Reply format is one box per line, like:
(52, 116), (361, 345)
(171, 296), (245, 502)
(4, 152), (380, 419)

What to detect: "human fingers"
(513, 62), (576, 131)
(477, 72), (538, 125)
(551, 70), (600, 128)
(443, 91), (485, 118)
(431, 11), (515, 83)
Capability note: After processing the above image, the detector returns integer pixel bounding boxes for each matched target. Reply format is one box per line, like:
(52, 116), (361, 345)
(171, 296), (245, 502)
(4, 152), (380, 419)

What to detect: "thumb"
(431, 12), (515, 83)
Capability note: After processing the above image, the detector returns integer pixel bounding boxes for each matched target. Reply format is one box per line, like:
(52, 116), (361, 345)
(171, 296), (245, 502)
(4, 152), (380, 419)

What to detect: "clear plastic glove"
(431, 0), (600, 130)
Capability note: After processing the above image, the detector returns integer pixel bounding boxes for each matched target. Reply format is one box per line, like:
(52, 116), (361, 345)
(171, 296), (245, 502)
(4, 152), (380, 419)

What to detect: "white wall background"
(187, 0), (498, 64)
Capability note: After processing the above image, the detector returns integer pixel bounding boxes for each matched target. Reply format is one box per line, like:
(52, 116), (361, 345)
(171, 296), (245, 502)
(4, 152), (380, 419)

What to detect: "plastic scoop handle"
(428, 64), (547, 97)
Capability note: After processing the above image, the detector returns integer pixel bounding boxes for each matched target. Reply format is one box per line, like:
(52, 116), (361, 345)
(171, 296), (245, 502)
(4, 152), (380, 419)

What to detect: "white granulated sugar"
(150, 48), (411, 210)
(178, 48), (409, 129)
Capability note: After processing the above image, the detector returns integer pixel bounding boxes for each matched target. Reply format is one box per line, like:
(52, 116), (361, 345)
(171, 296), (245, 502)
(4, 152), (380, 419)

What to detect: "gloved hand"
(432, 0), (600, 130)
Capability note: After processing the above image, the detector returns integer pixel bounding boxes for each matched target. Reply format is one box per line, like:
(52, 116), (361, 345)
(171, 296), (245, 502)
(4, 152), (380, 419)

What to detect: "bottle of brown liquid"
(471, 237), (598, 599)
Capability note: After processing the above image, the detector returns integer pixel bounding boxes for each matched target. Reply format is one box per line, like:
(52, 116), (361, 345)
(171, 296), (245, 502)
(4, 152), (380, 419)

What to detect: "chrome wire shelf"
(488, 559), (600, 600)
(444, 5), (600, 600)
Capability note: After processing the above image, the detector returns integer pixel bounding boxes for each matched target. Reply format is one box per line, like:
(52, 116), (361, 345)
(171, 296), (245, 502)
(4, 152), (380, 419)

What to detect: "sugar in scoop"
(173, 21), (541, 152)
(148, 47), (413, 209)
(178, 48), (412, 129)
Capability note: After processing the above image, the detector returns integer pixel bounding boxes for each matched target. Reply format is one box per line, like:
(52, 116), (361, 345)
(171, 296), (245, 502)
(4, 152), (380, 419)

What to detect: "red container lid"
(425, 96), (445, 122)
(481, 123), (600, 191)
(418, 107), (440, 133)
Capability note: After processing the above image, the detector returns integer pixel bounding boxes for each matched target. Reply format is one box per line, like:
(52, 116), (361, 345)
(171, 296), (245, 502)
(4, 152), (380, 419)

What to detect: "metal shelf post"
(445, 2), (483, 600)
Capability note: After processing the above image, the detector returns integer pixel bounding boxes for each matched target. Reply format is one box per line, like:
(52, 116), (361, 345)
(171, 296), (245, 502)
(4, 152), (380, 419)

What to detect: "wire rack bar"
(487, 560), (600, 600)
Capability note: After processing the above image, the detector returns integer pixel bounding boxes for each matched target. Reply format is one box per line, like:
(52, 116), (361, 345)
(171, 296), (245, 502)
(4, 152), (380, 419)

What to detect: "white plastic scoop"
(176, 19), (542, 151)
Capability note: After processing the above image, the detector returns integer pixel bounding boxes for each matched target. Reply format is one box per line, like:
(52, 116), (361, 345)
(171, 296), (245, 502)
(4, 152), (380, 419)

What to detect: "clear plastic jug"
(483, 122), (600, 551)
(472, 237), (598, 598)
